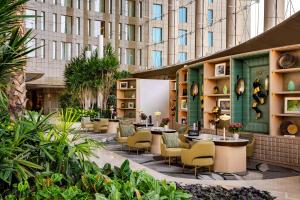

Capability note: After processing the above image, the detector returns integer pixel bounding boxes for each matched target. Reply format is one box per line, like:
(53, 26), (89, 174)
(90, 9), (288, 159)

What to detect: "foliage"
(229, 122), (243, 133)
(176, 183), (275, 200)
(160, 118), (170, 127)
(59, 91), (80, 109)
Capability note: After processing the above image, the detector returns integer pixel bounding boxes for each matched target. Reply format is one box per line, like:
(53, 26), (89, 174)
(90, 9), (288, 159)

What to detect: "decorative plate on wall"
(278, 53), (296, 69)
(280, 120), (298, 135)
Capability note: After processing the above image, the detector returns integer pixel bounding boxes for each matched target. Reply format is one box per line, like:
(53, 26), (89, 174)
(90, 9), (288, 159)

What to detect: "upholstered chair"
(161, 132), (190, 165)
(81, 117), (94, 132)
(115, 124), (135, 149)
(93, 118), (109, 133)
(127, 131), (152, 154)
(181, 141), (215, 177)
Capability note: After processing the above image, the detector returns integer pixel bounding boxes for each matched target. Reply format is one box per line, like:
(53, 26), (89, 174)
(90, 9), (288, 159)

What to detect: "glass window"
(119, 23), (122, 40)
(75, 0), (80, 9)
(75, 43), (81, 57)
(152, 27), (162, 44)
(101, 21), (105, 35)
(118, 48), (122, 64)
(53, 0), (57, 5)
(76, 17), (80, 35)
(40, 39), (45, 58)
(25, 9), (36, 29)
(139, 2), (142, 18)
(61, 15), (72, 34)
(138, 25), (142, 42)
(109, 0), (113, 14)
(87, 0), (91, 10)
(125, 0), (135, 17)
(119, 0), (123, 15)
(208, 9), (213, 26)
(179, 7), (187, 23)
(94, 20), (101, 37)
(208, 31), (213, 47)
(208, 0), (213, 4)
(88, 19), (92, 36)
(139, 49), (142, 66)
(52, 41), (56, 60)
(152, 50), (162, 68)
(61, 42), (72, 60)
(178, 29), (187, 45)
(40, 11), (45, 31)
(27, 38), (36, 58)
(178, 52), (187, 63)
(61, 0), (72, 7)
(126, 24), (135, 41)
(109, 22), (113, 39)
(95, 0), (105, 12)
(125, 48), (135, 65)
(52, 13), (57, 32)
(152, 4), (162, 20)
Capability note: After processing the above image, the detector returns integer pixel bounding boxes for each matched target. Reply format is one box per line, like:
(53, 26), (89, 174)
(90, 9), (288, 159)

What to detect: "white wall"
(139, 79), (169, 120)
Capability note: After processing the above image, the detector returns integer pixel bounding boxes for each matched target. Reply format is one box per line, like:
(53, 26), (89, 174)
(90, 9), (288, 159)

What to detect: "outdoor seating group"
(81, 117), (109, 133)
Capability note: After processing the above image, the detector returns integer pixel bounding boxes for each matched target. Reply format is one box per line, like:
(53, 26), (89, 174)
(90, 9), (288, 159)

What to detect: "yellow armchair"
(115, 128), (129, 149)
(93, 118), (109, 133)
(161, 139), (189, 165)
(181, 141), (215, 176)
(81, 117), (94, 132)
(127, 131), (152, 154)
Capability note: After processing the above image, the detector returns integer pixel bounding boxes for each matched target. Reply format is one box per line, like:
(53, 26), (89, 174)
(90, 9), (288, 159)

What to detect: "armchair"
(93, 118), (109, 133)
(161, 138), (189, 165)
(81, 117), (94, 132)
(127, 131), (152, 154)
(181, 141), (215, 176)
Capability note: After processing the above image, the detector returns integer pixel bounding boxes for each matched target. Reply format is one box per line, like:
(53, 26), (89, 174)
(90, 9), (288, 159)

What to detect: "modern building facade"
(24, 0), (289, 113)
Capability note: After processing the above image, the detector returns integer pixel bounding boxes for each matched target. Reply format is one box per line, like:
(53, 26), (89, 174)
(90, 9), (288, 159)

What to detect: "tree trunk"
(8, 4), (26, 121)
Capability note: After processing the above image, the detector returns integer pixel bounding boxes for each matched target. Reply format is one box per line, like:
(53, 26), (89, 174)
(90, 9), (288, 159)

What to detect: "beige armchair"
(81, 117), (94, 132)
(181, 141), (215, 176)
(239, 133), (255, 157)
(127, 131), (152, 154)
(93, 118), (109, 133)
(161, 138), (189, 165)
(115, 128), (129, 149)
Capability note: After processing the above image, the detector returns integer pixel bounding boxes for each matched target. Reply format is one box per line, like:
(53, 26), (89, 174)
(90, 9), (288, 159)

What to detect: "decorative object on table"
(215, 62), (226, 76)
(190, 81), (199, 101)
(252, 79), (267, 119)
(284, 97), (300, 114)
(264, 75), (269, 95)
(181, 118), (187, 124)
(229, 122), (243, 140)
(119, 81), (128, 89)
(110, 106), (114, 119)
(181, 99), (187, 109)
(140, 112), (147, 124)
(235, 75), (245, 100)
(223, 85), (228, 94)
(220, 114), (231, 140)
(209, 119), (216, 130)
(154, 111), (161, 127)
(197, 120), (202, 132)
(131, 93), (135, 98)
(212, 106), (221, 135)
(213, 86), (219, 94)
(280, 120), (299, 135)
(278, 53), (296, 69)
(217, 98), (230, 112)
(182, 88), (188, 96)
(170, 102), (176, 116)
(148, 115), (152, 124)
(128, 102), (135, 108)
(121, 102), (125, 108)
(160, 118), (170, 128)
(288, 80), (296, 91)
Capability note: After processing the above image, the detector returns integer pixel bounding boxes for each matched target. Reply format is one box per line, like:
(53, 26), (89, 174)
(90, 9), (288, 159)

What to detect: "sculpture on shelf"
(190, 81), (199, 101)
(223, 85), (228, 94)
(278, 53), (296, 69)
(235, 75), (245, 100)
(252, 79), (267, 120)
(288, 80), (296, 91)
(213, 86), (219, 94)
(265, 75), (269, 95)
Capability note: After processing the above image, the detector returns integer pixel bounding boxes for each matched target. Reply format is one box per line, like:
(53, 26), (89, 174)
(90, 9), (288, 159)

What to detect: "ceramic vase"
(233, 133), (239, 140)
(223, 85), (228, 94)
(288, 80), (295, 91)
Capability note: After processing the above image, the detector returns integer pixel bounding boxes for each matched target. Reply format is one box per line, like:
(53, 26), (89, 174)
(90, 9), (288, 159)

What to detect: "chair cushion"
(119, 124), (135, 137)
(164, 148), (182, 157)
(162, 132), (179, 148)
(178, 126), (187, 135)
(192, 157), (214, 166)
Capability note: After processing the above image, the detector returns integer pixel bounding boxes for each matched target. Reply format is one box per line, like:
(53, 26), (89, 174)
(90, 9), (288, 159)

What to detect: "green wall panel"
(175, 72), (179, 123)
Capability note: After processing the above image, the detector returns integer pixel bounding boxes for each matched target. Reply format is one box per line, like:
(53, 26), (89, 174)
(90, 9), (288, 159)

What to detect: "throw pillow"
(162, 132), (179, 148)
(119, 124), (135, 137)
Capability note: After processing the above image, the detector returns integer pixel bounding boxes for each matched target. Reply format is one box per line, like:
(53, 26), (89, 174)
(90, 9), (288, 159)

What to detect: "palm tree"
(0, 0), (35, 120)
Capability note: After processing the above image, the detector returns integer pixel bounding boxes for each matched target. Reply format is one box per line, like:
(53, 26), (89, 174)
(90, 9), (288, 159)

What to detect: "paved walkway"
(90, 147), (300, 200)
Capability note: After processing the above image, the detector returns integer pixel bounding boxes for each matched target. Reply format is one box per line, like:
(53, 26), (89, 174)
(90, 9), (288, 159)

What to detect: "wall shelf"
(206, 75), (230, 80)
(117, 98), (136, 100)
(272, 91), (300, 95)
(272, 67), (300, 73)
(273, 114), (300, 117)
(206, 94), (230, 97)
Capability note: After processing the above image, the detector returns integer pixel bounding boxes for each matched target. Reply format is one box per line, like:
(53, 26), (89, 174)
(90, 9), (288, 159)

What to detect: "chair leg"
(137, 149), (138, 155)
(182, 164), (185, 173)
(194, 167), (197, 177)
(168, 157), (171, 166)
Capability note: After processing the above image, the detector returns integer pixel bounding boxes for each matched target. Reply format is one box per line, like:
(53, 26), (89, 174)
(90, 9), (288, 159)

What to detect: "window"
(208, 9), (213, 26)
(61, 15), (72, 34)
(138, 25), (142, 42)
(76, 17), (80, 35)
(119, 23), (122, 40)
(118, 48), (122, 64)
(139, 49), (142, 66)
(119, 0), (123, 15)
(95, 0), (105, 12)
(61, 42), (72, 60)
(52, 14), (57, 32)
(109, 22), (113, 39)
(152, 50), (162, 68)
(125, 24), (135, 41)
(208, 31), (213, 47)
(125, 48), (135, 65)
(139, 1), (142, 18)
(87, 0), (91, 10)
(25, 9), (36, 29)
(41, 11), (45, 30)
(92, 45), (98, 52)
(53, 0), (57, 5)
(88, 19), (92, 36)
(178, 52), (187, 63)
(152, 4), (162, 20)
(40, 39), (45, 58)
(75, 0), (80, 9)
(152, 27), (162, 44)
(178, 29), (187, 45)
(52, 41), (57, 60)
(27, 38), (36, 58)
(94, 20), (101, 37)
(125, 0), (135, 17)
(75, 43), (81, 57)
(109, 0), (113, 13)
(179, 7), (187, 23)
(61, 0), (72, 7)
(208, 0), (213, 4)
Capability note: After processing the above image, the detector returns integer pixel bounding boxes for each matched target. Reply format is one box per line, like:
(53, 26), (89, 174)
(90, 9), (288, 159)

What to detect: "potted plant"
(229, 122), (243, 140)
(209, 119), (216, 129)
(140, 112), (147, 123)
(160, 118), (170, 129)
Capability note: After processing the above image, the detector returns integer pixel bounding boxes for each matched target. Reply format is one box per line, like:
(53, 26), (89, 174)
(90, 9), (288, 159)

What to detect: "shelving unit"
(270, 47), (300, 136)
(169, 80), (177, 129)
(203, 60), (231, 128)
(177, 68), (188, 125)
